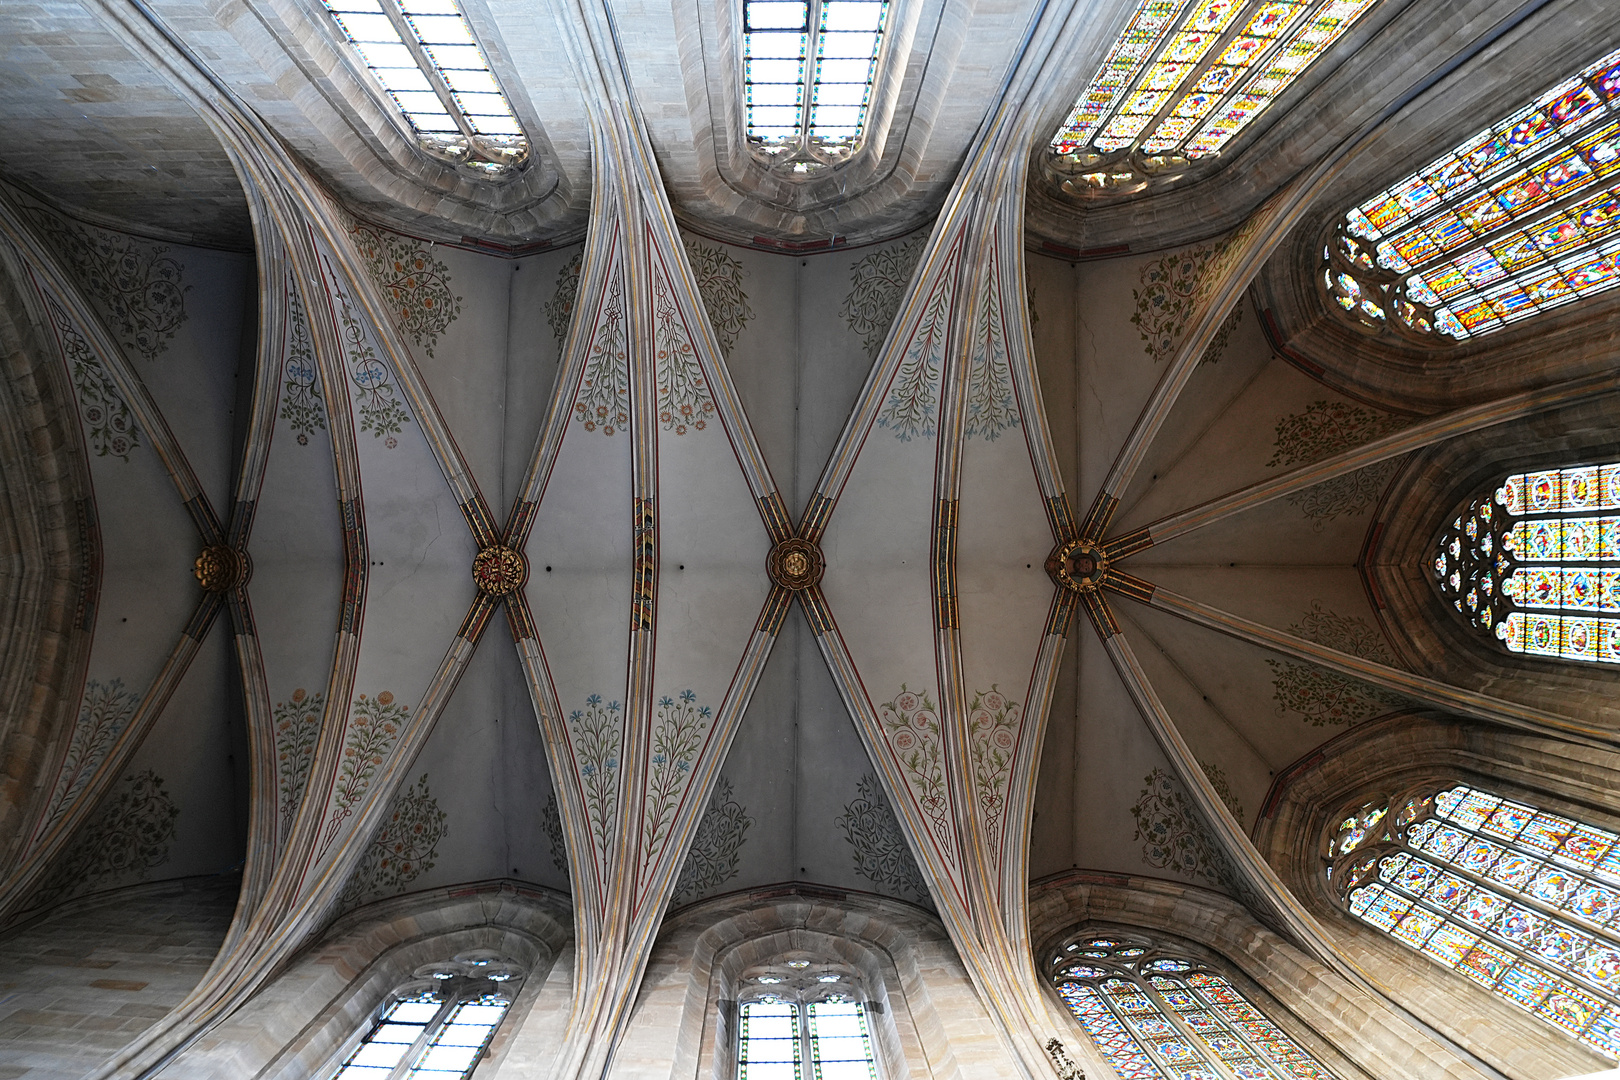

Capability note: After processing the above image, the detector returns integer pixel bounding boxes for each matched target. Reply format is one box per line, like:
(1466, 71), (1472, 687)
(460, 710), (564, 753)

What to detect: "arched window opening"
(330, 951), (524, 1079)
(1047, 0), (1379, 194)
(736, 953), (880, 1080)
(1048, 931), (1340, 1079)
(1328, 783), (1620, 1058)
(743, 0), (891, 175)
(1325, 45), (1620, 341)
(320, 0), (529, 176)
(1433, 462), (1620, 665)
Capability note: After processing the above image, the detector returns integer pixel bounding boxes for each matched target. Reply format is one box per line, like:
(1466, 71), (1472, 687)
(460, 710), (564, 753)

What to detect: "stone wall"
(0, 875), (237, 1080)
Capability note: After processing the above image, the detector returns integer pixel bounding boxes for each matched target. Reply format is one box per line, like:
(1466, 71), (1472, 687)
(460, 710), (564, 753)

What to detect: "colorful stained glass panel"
(1344, 783), (1620, 1058)
(1338, 45), (1620, 338)
(1051, 0), (1376, 159)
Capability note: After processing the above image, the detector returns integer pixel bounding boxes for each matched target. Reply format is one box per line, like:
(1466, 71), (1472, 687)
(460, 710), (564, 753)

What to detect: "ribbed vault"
(2, 2), (1619, 1080)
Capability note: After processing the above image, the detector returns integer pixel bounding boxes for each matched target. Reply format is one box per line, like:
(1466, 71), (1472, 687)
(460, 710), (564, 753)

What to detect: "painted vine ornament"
(26, 206), (188, 361)
(767, 537), (824, 591)
(1130, 768), (1230, 886)
(671, 776), (752, 904)
(1266, 601), (1406, 726)
(837, 772), (931, 904)
(1265, 401), (1406, 524)
(472, 545), (527, 597)
(351, 222), (463, 358)
(48, 295), (139, 460)
(37, 770), (179, 904)
(193, 544), (248, 593)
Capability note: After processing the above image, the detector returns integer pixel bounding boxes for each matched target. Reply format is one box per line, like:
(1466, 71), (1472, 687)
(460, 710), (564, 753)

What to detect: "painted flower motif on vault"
(837, 771), (931, 906)
(1130, 768), (1228, 886)
(1266, 601), (1407, 726)
(1266, 400), (1407, 524)
(351, 222), (462, 358)
(879, 685), (949, 843)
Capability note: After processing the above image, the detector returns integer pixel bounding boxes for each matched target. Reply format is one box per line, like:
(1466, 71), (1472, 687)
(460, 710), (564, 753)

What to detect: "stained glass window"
(1326, 45), (1620, 340)
(1048, 0), (1379, 191)
(322, 0), (528, 175)
(1049, 933), (1340, 1079)
(743, 0), (891, 173)
(329, 955), (522, 1080)
(735, 956), (880, 1080)
(1329, 783), (1620, 1058)
(1433, 461), (1620, 665)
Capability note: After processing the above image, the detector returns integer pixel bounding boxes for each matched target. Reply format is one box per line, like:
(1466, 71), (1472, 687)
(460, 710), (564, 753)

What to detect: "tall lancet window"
(1049, 933), (1340, 1079)
(736, 956), (880, 1079)
(1326, 45), (1620, 340)
(329, 953), (523, 1079)
(742, 0), (891, 173)
(1329, 784), (1620, 1058)
(1434, 462), (1620, 664)
(321, 0), (528, 175)
(1048, 0), (1379, 192)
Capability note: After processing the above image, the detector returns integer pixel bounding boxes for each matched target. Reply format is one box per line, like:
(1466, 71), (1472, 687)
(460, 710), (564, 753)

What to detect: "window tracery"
(1048, 931), (1339, 1079)
(736, 954), (880, 1079)
(321, 0), (528, 176)
(1325, 45), (1620, 341)
(743, 0), (891, 175)
(1328, 783), (1620, 1058)
(1433, 462), (1620, 664)
(1048, 0), (1378, 195)
(330, 951), (524, 1079)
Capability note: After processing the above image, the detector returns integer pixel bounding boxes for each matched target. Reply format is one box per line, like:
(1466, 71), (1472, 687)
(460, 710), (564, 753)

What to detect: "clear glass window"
(743, 0), (890, 173)
(321, 0), (528, 175)
(1329, 783), (1620, 1056)
(329, 955), (522, 1080)
(1050, 933), (1340, 1079)
(739, 1000), (803, 1080)
(735, 957), (880, 1080)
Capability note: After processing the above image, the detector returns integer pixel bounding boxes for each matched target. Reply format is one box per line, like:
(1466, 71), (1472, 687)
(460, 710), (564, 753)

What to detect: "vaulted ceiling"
(3, 1), (1620, 1078)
